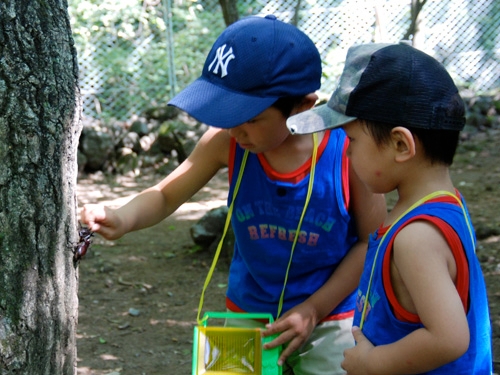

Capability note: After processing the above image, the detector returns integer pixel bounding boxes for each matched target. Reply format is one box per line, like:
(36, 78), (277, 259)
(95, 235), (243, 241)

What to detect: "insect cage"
(192, 311), (282, 375)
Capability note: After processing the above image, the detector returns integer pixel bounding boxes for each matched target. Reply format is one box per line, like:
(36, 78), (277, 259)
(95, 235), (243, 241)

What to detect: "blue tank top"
(225, 129), (358, 319)
(354, 194), (492, 374)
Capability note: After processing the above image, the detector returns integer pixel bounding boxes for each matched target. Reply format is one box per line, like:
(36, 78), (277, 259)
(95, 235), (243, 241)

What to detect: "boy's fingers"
(351, 326), (365, 343)
(262, 322), (280, 336)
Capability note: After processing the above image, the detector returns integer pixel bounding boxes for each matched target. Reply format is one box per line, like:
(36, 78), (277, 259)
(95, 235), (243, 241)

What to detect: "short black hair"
(363, 120), (460, 166)
(272, 96), (307, 118)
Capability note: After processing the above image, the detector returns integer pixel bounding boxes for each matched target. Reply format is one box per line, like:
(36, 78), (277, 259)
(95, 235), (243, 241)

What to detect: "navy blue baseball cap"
(168, 15), (321, 128)
(287, 42), (465, 134)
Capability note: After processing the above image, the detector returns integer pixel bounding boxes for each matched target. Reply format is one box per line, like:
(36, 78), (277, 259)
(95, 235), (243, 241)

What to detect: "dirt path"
(75, 130), (500, 375)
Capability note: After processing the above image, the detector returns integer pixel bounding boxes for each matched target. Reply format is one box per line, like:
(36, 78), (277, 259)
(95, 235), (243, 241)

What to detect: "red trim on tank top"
(256, 130), (330, 183)
(226, 297), (353, 323)
(378, 196), (470, 323)
(228, 137), (237, 183)
(342, 138), (350, 211)
(228, 131), (346, 189)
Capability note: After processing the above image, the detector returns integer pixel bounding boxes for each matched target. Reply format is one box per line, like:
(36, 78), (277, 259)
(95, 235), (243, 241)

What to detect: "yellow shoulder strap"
(359, 190), (474, 329)
(196, 149), (249, 325)
(197, 133), (319, 324)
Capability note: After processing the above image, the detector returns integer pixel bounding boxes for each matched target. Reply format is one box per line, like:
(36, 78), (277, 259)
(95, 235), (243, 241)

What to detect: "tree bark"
(404, 0), (428, 43)
(219, 0), (239, 26)
(291, 0), (302, 26)
(0, 1), (81, 374)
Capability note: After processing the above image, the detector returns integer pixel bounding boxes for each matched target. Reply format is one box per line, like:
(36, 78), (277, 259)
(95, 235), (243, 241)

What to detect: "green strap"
(359, 190), (475, 330)
(196, 149), (249, 325)
(197, 133), (319, 325)
(276, 133), (318, 318)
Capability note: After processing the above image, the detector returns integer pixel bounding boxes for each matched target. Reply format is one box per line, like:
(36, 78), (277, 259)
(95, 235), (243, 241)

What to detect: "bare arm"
(262, 163), (386, 364)
(81, 128), (231, 240)
(342, 221), (470, 375)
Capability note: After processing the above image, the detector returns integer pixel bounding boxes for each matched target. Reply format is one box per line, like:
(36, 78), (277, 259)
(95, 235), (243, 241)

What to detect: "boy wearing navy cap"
(82, 16), (386, 374)
(288, 42), (493, 374)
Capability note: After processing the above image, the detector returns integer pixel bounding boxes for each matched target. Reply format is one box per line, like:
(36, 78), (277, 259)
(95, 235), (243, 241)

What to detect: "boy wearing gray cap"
(287, 42), (492, 374)
(82, 16), (386, 374)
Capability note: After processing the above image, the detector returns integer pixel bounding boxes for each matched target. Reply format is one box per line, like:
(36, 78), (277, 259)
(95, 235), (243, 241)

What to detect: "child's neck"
(263, 132), (323, 174)
(385, 163), (455, 226)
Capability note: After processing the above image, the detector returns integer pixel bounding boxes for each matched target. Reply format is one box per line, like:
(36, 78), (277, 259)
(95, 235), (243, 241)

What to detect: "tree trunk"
(0, 1), (81, 374)
(403, 0), (428, 43)
(219, 0), (239, 26)
(291, 0), (302, 26)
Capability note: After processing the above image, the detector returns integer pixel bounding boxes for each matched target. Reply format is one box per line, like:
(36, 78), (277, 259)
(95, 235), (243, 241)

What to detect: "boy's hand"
(81, 204), (124, 240)
(341, 326), (373, 375)
(261, 302), (317, 366)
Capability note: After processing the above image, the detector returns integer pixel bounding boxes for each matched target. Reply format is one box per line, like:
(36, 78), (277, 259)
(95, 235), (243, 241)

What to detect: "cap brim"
(168, 77), (278, 128)
(287, 103), (357, 134)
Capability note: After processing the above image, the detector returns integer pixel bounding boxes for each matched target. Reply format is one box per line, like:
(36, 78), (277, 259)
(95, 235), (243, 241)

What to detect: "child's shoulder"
(198, 127), (231, 148)
(191, 127), (231, 167)
(388, 192), (462, 270)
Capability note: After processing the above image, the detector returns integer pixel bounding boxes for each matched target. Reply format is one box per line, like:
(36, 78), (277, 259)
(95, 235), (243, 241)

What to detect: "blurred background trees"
(69, 0), (500, 175)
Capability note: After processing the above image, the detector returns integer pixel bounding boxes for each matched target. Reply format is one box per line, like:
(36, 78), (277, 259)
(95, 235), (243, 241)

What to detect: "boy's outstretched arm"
(341, 221), (470, 375)
(81, 128), (230, 240)
(262, 164), (386, 364)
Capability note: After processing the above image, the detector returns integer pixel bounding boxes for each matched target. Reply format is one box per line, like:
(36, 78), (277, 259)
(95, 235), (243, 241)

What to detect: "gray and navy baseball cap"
(287, 42), (465, 134)
(168, 15), (321, 128)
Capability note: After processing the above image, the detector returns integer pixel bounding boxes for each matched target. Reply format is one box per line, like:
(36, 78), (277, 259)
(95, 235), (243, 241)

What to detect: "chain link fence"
(70, 0), (500, 121)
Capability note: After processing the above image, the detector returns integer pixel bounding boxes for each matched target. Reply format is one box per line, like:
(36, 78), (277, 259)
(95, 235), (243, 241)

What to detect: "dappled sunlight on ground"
(75, 133), (500, 374)
(77, 169), (229, 218)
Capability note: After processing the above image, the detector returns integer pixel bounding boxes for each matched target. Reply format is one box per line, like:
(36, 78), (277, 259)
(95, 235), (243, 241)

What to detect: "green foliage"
(169, 6), (225, 88)
(68, 0), (226, 119)
(69, 0), (500, 121)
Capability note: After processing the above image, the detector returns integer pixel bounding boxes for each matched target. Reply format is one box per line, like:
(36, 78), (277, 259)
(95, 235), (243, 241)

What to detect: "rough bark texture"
(0, 1), (81, 374)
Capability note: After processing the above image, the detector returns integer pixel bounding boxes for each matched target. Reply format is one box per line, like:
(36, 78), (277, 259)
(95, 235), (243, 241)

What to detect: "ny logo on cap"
(208, 44), (235, 78)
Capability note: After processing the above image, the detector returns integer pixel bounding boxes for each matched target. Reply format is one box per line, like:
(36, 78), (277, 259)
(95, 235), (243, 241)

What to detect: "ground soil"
(75, 129), (500, 375)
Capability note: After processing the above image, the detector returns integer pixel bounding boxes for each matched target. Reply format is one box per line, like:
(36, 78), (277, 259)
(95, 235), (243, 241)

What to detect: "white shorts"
(225, 315), (355, 375)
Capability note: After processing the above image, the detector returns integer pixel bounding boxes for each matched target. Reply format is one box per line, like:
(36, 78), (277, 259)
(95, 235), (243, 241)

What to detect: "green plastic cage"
(192, 312), (282, 375)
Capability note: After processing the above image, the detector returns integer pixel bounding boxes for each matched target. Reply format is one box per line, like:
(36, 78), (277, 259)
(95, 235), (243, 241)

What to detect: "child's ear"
(293, 93), (319, 114)
(390, 127), (416, 162)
